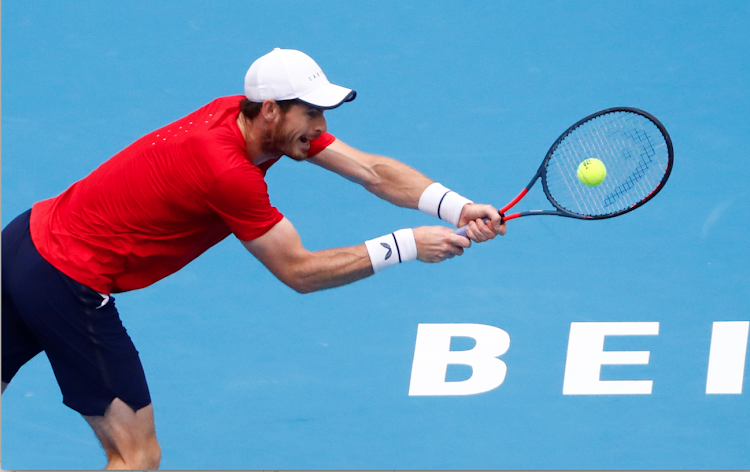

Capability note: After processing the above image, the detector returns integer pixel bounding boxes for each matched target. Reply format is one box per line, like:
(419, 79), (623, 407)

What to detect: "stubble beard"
(262, 114), (308, 161)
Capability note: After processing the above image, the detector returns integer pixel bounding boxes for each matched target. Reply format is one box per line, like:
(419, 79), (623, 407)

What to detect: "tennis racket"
(455, 107), (673, 237)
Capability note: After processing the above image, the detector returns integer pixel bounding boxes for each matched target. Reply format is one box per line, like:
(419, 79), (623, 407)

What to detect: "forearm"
(243, 218), (374, 294)
(243, 218), (470, 294)
(290, 224), (473, 293)
(277, 226), (466, 293)
(358, 156), (434, 208)
(310, 139), (433, 208)
(284, 245), (374, 294)
(283, 228), (415, 292)
(311, 141), (475, 222)
(310, 138), (505, 243)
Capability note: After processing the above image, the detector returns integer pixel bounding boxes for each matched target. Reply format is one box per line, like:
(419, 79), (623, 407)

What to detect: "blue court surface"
(2, 1), (749, 470)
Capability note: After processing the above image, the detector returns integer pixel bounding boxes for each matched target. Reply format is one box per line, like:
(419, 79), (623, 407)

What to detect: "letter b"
(408, 323), (510, 396)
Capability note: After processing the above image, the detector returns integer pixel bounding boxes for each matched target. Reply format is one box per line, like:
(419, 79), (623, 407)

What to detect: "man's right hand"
(413, 226), (472, 263)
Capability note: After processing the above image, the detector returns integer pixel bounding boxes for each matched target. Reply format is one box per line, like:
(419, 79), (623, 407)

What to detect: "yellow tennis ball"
(577, 158), (607, 187)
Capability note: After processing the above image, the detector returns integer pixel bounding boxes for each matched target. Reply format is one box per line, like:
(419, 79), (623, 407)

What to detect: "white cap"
(244, 48), (356, 109)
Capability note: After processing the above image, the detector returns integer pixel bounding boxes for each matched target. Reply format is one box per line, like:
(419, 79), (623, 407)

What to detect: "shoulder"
(180, 97), (248, 165)
(201, 95), (245, 113)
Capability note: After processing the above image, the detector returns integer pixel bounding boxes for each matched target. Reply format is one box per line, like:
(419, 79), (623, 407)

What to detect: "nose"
(312, 113), (327, 136)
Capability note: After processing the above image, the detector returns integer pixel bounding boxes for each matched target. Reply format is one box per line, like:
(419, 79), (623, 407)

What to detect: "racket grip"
(453, 225), (469, 237)
(452, 212), (505, 237)
(453, 217), (491, 237)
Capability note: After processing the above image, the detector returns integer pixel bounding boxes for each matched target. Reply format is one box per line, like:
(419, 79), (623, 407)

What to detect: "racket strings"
(544, 111), (670, 217)
(602, 126), (657, 207)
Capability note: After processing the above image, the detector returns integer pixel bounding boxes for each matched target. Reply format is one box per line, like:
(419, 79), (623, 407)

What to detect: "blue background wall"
(2, 1), (749, 469)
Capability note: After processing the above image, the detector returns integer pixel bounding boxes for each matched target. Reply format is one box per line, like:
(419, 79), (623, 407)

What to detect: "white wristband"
(418, 182), (473, 227)
(365, 228), (417, 273)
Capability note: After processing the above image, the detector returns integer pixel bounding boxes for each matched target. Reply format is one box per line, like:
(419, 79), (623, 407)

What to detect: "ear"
(260, 99), (281, 123)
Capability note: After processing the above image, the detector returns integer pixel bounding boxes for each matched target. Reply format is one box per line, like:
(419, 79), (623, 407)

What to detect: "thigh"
(2, 210), (151, 416)
(2, 286), (43, 384)
(2, 211), (44, 383)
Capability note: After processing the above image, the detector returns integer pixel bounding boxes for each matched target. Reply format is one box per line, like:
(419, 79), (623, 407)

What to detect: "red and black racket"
(455, 107), (673, 237)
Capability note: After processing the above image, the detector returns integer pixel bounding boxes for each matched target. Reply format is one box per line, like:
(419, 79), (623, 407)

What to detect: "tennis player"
(2, 48), (505, 469)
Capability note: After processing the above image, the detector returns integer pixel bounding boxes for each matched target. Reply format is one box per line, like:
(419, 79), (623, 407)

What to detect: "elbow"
(362, 172), (385, 194)
(289, 281), (316, 295)
(267, 250), (321, 294)
(358, 161), (386, 191)
(281, 273), (318, 295)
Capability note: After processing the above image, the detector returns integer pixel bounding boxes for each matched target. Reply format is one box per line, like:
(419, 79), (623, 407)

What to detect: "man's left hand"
(457, 203), (506, 242)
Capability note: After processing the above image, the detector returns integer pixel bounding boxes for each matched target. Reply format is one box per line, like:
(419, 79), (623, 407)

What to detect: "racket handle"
(453, 225), (470, 237)
(453, 217), (491, 237)
(452, 212), (506, 237)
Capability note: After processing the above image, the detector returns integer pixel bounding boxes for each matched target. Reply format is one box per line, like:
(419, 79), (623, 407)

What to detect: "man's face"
(265, 103), (327, 161)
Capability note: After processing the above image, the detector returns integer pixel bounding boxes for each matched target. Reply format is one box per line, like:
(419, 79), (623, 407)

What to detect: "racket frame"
(501, 107), (674, 221)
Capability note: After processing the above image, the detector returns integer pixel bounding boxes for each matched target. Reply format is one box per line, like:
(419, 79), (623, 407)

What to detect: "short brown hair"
(240, 98), (305, 119)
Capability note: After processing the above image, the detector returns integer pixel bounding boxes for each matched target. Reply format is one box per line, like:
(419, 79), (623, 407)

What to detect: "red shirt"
(30, 95), (336, 294)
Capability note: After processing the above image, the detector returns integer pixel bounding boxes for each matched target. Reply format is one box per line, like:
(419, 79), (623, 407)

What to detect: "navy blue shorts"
(2, 210), (151, 416)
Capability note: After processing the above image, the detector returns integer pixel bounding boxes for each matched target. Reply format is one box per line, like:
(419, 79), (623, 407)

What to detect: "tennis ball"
(577, 158), (607, 187)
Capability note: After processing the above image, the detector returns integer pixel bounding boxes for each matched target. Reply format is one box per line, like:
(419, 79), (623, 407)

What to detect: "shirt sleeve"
(207, 166), (283, 241)
(308, 132), (336, 157)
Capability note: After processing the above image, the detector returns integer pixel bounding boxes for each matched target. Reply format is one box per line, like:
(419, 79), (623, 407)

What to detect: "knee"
(120, 435), (161, 470)
(140, 435), (162, 470)
(87, 399), (162, 469)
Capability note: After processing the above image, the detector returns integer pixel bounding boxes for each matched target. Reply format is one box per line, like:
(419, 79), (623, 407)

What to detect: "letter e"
(562, 322), (659, 395)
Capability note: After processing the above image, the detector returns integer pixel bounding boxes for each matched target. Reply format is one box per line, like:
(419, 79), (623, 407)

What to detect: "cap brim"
(298, 83), (357, 109)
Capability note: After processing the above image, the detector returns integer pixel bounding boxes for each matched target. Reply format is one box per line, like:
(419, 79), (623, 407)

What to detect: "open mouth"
(300, 136), (309, 144)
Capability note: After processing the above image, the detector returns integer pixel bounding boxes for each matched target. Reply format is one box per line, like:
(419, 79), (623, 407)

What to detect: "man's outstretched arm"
(242, 217), (470, 294)
(308, 138), (433, 208)
(308, 138), (506, 241)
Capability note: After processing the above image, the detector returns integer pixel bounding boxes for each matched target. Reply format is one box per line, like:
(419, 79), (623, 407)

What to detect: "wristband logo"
(380, 242), (392, 260)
